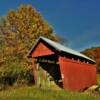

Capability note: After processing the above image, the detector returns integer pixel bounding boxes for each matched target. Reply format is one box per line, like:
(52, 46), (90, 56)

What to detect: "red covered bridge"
(28, 36), (96, 91)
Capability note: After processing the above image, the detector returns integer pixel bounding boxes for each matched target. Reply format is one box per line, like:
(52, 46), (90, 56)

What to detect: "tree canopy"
(0, 5), (59, 65)
(0, 5), (60, 87)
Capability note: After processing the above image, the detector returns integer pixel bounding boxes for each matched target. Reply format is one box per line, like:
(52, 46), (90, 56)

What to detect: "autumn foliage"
(0, 5), (59, 88)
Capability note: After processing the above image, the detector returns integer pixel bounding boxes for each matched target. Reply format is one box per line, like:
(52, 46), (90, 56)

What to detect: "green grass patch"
(0, 86), (99, 100)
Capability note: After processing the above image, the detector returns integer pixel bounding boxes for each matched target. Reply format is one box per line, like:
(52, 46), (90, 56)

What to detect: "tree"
(1, 5), (59, 61)
(0, 5), (60, 87)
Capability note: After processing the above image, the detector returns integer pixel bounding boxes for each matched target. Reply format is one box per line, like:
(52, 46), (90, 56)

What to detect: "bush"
(0, 56), (34, 90)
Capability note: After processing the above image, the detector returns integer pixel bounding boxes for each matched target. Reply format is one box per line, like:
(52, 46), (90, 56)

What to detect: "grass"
(0, 86), (99, 100)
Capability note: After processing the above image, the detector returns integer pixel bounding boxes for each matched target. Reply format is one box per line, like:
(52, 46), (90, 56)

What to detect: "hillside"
(81, 46), (100, 73)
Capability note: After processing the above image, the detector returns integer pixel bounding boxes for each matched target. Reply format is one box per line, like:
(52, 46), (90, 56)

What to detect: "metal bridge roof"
(28, 36), (95, 63)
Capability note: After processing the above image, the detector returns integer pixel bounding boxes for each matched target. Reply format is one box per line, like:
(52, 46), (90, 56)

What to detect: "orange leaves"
(0, 4), (60, 69)
(8, 10), (15, 18)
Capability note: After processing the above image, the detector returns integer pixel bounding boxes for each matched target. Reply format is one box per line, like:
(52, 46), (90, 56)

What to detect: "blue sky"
(0, 0), (100, 51)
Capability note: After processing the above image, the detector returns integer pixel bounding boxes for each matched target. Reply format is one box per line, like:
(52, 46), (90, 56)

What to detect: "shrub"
(0, 56), (34, 90)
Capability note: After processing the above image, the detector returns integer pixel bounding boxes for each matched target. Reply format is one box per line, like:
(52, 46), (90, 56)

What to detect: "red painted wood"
(59, 57), (96, 91)
(32, 42), (54, 57)
(30, 40), (96, 91)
